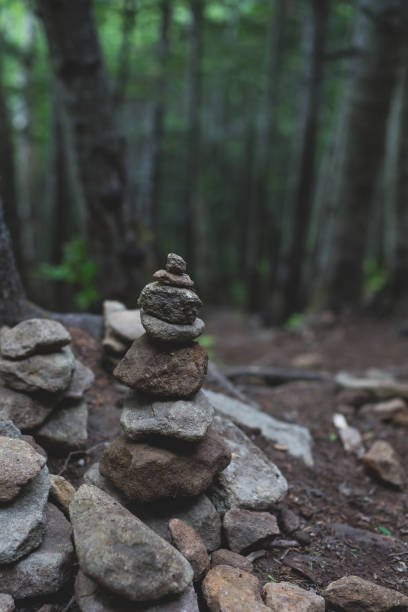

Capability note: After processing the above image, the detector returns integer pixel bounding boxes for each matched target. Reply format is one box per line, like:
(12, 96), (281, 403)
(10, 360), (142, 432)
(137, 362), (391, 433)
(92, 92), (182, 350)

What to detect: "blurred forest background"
(1, 0), (408, 324)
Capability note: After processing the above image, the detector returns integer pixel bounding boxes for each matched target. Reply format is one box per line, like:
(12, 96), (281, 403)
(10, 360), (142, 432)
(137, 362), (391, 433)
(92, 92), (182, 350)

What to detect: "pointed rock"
(70, 485), (193, 602)
(0, 466), (50, 564)
(323, 575), (408, 611)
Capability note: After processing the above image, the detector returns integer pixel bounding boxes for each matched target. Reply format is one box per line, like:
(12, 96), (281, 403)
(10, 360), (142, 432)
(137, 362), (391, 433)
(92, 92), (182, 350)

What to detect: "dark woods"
(1, 0), (408, 324)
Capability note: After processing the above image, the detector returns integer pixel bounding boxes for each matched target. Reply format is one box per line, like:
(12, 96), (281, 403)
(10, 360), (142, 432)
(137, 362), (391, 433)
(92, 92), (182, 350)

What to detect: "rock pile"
(102, 300), (144, 370)
(0, 319), (94, 453)
(100, 253), (231, 504)
(0, 421), (74, 601)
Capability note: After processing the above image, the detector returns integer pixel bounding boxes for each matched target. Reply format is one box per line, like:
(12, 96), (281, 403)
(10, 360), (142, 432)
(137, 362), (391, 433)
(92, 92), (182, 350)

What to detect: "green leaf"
(378, 526), (391, 536)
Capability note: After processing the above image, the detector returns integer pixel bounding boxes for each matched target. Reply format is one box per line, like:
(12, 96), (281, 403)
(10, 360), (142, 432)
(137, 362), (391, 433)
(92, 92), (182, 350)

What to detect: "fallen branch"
(223, 365), (331, 386)
(206, 361), (258, 406)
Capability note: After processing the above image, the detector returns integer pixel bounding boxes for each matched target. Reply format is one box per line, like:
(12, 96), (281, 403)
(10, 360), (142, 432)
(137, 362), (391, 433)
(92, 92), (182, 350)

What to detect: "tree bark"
(36, 0), (129, 298)
(245, 0), (286, 312)
(322, 0), (408, 309)
(282, 0), (329, 317)
(114, 0), (138, 108)
(0, 199), (27, 326)
(183, 0), (204, 276)
(0, 34), (23, 278)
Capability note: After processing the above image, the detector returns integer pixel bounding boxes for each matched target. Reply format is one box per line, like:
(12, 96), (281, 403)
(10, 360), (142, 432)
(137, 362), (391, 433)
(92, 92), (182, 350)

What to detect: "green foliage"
(198, 334), (215, 360)
(285, 312), (306, 331)
(363, 258), (387, 299)
(377, 526), (391, 536)
(39, 238), (100, 310)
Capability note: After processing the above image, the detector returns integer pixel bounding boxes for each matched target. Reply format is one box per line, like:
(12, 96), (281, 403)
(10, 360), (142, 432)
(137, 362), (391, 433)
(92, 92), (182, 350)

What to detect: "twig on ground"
(58, 441), (109, 476)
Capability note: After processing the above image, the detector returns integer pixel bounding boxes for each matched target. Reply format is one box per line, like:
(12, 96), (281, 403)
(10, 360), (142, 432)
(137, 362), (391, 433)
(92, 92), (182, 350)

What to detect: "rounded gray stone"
(0, 386), (56, 431)
(0, 347), (75, 394)
(70, 485), (194, 602)
(0, 319), (71, 359)
(121, 390), (214, 441)
(141, 311), (204, 344)
(64, 359), (95, 401)
(0, 466), (50, 564)
(37, 399), (88, 453)
(0, 594), (14, 612)
(166, 253), (187, 274)
(138, 283), (202, 325)
(0, 503), (74, 599)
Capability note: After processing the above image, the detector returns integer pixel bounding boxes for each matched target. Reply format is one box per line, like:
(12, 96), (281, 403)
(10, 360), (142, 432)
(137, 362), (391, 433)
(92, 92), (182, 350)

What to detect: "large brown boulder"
(113, 335), (208, 399)
(99, 427), (231, 503)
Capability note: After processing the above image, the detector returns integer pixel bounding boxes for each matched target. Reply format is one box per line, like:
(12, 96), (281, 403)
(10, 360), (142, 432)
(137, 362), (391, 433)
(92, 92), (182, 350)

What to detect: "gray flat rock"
(0, 319), (71, 359)
(208, 417), (288, 512)
(64, 359), (95, 401)
(0, 386), (56, 431)
(37, 400), (88, 453)
(0, 503), (74, 599)
(0, 347), (75, 394)
(0, 466), (50, 564)
(336, 370), (408, 399)
(76, 572), (199, 612)
(141, 311), (204, 344)
(108, 310), (144, 343)
(205, 390), (313, 466)
(138, 283), (201, 325)
(121, 390), (214, 441)
(70, 485), (194, 602)
(83, 464), (221, 552)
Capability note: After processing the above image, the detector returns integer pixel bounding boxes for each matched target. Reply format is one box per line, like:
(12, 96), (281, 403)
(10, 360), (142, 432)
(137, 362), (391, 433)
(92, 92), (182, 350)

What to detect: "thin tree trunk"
(324, 0), (408, 309)
(0, 34), (23, 278)
(36, 0), (130, 298)
(282, 0), (329, 317)
(183, 0), (204, 276)
(245, 0), (286, 312)
(0, 199), (27, 326)
(114, 0), (138, 108)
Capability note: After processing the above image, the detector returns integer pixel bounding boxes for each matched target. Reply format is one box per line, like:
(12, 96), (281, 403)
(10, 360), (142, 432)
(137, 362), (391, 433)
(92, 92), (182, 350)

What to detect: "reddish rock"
(169, 518), (209, 581)
(363, 440), (405, 488)
(211, 549), (253, 573)
(99, 427), (231, 502)
(113, 335), (208, 399)
(323, 575), (408, 611)
(263, 581), (325, 611)
(202, 565), (269, 612)
(223, 508), (280, 553)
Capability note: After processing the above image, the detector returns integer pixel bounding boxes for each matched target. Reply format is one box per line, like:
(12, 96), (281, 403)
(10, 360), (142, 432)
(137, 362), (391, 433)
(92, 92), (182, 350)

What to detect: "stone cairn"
(99, 252), (231, 504)
(70, 254), (232, 609)
(0, 420), (74, 604)
(0, 319), (94, 453)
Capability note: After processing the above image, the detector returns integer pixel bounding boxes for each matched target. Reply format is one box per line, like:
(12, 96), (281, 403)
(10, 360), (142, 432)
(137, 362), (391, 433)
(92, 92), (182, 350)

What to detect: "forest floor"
(41, 309), (408, 611)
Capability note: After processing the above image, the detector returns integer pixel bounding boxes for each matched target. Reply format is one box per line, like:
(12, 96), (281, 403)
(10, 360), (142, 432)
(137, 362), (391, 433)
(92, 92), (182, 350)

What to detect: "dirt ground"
(26, 310), (408, 610)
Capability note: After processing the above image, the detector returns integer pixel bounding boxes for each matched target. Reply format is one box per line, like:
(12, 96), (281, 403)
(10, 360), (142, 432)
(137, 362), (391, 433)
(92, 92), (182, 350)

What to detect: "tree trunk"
(36, 0), (129, 298)
(114, 0), (138, 108)
(245, 0), (286, 313)
(322, 0), (408, 309)
(183, 0), (204, 276)
(0, 35), (23, 278)
(385, 55), (408, 300)
(0, 199), (27, 326)
(282, 0), (329, 317)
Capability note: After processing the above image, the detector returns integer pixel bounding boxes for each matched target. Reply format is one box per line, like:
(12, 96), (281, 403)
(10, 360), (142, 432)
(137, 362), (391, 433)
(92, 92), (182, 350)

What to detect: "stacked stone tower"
(99, 253), (231, 503)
